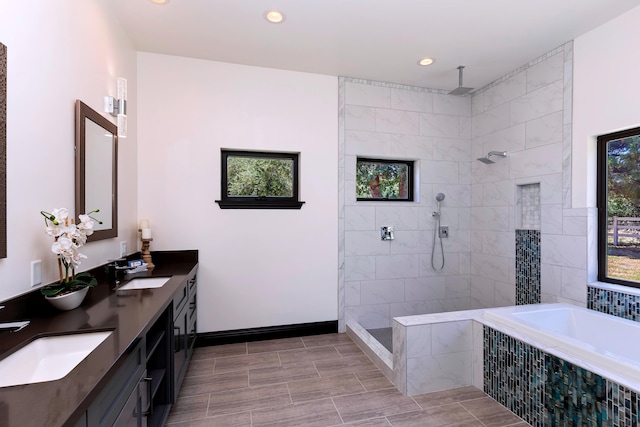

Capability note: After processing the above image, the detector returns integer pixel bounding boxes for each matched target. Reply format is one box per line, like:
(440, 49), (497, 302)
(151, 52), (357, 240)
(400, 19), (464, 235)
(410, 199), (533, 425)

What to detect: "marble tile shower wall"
(470, 42), (588, 308)
(339, 78), (472, 330)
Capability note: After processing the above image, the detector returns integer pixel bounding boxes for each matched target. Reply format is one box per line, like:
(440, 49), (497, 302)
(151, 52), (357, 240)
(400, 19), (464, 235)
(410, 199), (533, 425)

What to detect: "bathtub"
(484, 303), (640, 387)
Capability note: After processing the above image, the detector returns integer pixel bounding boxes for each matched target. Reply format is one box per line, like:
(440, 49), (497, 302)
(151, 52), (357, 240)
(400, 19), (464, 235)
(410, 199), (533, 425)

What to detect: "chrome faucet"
(0, 306), (29, 332)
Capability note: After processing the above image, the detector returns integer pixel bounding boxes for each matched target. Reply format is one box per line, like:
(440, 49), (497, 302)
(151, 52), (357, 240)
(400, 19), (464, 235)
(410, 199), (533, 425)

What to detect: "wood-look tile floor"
(166, 333), (530, 426)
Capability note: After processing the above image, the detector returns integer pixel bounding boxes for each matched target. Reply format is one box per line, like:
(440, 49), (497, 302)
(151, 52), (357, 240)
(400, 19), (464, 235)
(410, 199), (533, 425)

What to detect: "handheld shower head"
(435, 193), (445, 202)
(477, 151), (507, 164)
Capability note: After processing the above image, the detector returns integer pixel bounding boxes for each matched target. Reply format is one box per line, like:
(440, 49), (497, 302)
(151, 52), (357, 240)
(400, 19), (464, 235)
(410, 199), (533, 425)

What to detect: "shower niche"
(515, 183), (541, 305)
(516, 183), (541, 230)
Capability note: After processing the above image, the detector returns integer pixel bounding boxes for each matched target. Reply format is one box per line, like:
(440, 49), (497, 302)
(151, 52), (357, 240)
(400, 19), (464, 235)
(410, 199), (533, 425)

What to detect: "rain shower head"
(477, 151), (507, 164)
(448, 66), (474, 96)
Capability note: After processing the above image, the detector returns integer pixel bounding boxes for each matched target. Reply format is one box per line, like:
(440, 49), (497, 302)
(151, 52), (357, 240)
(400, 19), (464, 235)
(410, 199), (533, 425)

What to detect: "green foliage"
(608, 195), (640, 218)
(40, 272), (97, 297)
(356, 161), (409, 199)
(607, 136), (640, 214)
(227, 157), (293, 197)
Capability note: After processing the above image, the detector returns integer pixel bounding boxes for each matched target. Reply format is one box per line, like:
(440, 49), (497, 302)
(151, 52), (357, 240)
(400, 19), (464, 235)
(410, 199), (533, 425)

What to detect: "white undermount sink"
(0, 331), (112, 388)
(117, 277), (170, 291)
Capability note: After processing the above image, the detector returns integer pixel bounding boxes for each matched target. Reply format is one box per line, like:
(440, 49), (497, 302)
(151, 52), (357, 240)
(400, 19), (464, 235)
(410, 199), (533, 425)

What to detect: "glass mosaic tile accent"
(516, 230), (541, 305)
(588, 286), (640, 322)
(545, 355), (607, 426)
(607, 382), (640, 426)
(518, 183), (541, 230)
(484, 326), (545, 426)
(484, 325), (639, 426)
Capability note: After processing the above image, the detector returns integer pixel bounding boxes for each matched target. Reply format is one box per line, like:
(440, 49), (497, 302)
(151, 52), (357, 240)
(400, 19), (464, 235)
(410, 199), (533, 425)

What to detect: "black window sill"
(356, 198), (414, 202)
(215, 200), (305, 210)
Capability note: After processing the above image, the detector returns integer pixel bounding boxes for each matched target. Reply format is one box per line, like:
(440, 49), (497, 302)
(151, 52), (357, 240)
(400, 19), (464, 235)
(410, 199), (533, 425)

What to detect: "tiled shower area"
(337, 40), (640, 424)
(338, 41), (588, 344)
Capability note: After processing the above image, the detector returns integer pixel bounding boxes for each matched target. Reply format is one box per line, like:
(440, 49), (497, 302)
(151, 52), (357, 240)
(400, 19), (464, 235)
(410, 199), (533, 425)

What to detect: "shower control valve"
(381, 226), (394, 241)
(439, 226), (449, 238)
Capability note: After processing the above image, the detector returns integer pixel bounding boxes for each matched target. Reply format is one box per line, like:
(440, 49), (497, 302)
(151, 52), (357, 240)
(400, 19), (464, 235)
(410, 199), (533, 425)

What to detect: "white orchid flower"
(41, 208), (97, 284)
(77, 215), (95, 236)
(45, 224), (65, 237)
(51, 208), (69, 224)
(51, 236), (72, 255)
(71, 252), (87, 268)
(78, 214), (94, 228)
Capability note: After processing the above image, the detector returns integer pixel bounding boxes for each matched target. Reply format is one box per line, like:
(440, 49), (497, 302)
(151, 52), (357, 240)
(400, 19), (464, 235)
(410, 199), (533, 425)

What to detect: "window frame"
(356, 157), (415, 202)
(597, 126), (640, 288)
(216, 150), (304, 210)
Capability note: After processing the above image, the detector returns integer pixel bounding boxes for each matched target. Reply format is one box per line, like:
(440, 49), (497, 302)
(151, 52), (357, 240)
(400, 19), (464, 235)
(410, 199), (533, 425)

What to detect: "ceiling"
(107, 0), (640, 92)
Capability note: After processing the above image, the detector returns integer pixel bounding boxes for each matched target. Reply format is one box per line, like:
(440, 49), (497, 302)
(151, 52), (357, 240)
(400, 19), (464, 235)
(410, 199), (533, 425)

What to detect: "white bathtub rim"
(481, 303), (640, 393)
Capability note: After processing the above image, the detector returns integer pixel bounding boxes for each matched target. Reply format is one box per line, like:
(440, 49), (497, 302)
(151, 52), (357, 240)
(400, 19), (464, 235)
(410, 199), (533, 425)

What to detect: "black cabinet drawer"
(87, 338), (145, 427)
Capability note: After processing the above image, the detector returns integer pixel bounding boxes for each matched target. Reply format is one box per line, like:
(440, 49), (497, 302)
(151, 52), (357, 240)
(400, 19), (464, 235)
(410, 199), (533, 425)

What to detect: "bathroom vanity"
(0, 250), (198, 427)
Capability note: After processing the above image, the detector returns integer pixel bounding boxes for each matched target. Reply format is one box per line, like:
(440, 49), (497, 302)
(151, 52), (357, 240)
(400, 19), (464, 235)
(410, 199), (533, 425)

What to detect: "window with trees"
(356, 158), (414, 201)
(216, 150), (304, 209)
(597, 127), (640, 287)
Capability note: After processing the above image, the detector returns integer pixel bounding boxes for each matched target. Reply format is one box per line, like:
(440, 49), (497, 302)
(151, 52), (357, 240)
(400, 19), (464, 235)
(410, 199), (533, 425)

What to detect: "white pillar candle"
(141, 228), (152, 239)
(139, 219), (150, 229)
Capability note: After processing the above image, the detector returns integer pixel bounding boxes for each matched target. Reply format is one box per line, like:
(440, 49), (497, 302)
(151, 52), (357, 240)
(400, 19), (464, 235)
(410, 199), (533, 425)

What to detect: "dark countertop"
(0, 250), (198, 427)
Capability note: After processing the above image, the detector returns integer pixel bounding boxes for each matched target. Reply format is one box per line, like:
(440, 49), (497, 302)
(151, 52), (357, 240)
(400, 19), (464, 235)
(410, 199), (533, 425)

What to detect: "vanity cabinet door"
(173, 300), (188, 401)
(187, 277), (197, 356)
(113, 376), (146, 427)
(87, 339), (145, 427)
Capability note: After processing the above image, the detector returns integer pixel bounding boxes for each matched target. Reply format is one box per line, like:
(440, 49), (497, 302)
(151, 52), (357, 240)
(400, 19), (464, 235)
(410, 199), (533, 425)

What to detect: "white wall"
(573, 5), (640, 209)
(137, 53), (338, 332)
(0, 0), (138, 302)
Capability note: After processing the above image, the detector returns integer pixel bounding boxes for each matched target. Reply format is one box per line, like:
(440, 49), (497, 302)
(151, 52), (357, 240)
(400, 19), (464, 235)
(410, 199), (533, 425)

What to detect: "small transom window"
(356, 157), (414, 201)
(216, 150), (304, 209)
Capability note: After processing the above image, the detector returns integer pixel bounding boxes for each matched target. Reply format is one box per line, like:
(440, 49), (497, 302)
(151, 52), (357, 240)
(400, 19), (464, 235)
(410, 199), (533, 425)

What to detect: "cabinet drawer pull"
(174, 327), (181, 352)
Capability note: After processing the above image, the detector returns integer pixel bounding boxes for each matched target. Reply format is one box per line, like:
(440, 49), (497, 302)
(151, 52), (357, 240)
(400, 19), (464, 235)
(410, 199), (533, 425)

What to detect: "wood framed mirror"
(0, 42), (6, 258)
(75, 100), (117, 241)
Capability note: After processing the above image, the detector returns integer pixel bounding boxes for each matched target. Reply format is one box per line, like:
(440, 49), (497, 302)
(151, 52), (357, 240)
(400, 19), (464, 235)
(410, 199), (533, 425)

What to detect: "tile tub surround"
(484, 326), (640, 426)
(484, 303), (640, 389)
(588, 283), (640, 322)
(167, 333), (526, 427)
(390, 303), (640, 425)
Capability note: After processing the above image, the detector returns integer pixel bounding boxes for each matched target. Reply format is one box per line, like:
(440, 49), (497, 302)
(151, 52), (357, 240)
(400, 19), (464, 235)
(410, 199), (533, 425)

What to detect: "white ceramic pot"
(45, 286), (89, 311)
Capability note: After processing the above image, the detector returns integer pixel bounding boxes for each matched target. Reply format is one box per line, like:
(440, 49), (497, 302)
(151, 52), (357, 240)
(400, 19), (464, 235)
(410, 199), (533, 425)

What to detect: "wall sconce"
(104, 77), (127, 138)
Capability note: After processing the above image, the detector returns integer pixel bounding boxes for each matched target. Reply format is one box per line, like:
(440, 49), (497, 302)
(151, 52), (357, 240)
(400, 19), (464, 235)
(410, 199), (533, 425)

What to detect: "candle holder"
(139, 230), (155, 269)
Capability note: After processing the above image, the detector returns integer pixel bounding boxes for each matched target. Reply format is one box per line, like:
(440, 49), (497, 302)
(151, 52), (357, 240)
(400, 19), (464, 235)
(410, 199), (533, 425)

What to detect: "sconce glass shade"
(117, 114), (127, 139)
(104, 77), (127, 138)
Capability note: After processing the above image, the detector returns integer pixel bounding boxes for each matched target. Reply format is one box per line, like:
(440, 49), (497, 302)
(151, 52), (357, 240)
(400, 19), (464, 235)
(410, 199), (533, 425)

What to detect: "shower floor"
(366, 327), (393, 353)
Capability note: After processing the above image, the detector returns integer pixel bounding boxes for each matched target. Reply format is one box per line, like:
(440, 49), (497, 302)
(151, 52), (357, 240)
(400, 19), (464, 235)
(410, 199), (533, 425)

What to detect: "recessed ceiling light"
(264, 10), (286, 24)
(149, 0), (169, 5)
(418, 58), (435, 66)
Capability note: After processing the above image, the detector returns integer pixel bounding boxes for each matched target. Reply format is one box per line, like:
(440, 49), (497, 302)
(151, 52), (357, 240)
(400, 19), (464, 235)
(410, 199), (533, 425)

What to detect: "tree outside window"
(356, 158), (413, 201)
